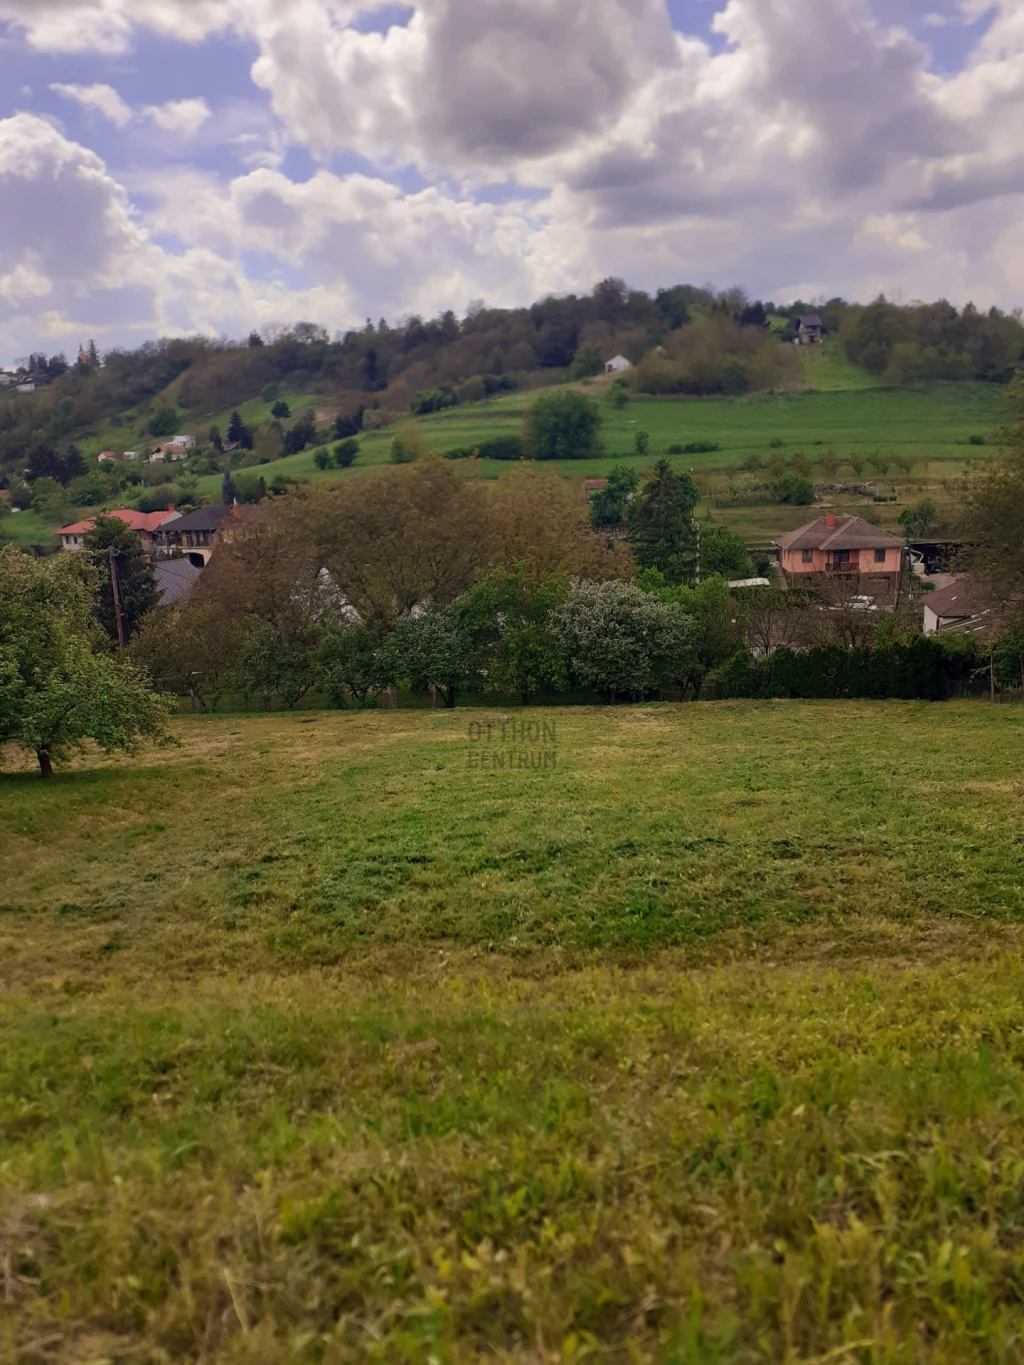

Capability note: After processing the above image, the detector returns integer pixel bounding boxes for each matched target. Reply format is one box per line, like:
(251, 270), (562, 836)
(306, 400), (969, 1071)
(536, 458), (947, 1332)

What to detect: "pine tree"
(227, 411), (246, 445)
(627, 459), (699, 585)
(87, 339), (99, 366)
(222, 469), (237, 506)
(209, 425), (224, 453)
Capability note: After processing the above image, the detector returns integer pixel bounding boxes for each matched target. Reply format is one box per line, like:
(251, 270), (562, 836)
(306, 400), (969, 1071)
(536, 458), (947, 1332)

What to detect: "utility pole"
(695, 522), (701, 586)
(108, 545), (126, 650)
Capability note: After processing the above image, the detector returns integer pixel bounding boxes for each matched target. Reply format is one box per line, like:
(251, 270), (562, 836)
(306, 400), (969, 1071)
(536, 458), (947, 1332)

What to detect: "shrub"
(635, 430), (651, 456)
(772, 472), (815, 505)
(390, 420), (429, 464)
(968, 434), (986, 446)
(478, 435), (523, 461)
(271, 400), (291, 420)
(334, 439), (359, 468)
(313, 449), (332, 470)
(411, 384), (459, 416)
(147, 405), (179, 438)
(667, 441), (721, 456)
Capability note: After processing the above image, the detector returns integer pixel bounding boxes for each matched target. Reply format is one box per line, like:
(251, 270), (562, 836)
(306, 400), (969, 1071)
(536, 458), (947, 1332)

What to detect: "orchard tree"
(378, 602), (474, 707)
(83, 514), (159, 646)
(627, 458), (699, 584)
(524, 390), (603, 461)
(0, 547), (170, 778)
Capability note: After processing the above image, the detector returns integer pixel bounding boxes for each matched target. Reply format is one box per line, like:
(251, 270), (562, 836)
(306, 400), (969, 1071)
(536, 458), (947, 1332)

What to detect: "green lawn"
(0, 507), (61, 550)
(3, 702), (1024, 1361)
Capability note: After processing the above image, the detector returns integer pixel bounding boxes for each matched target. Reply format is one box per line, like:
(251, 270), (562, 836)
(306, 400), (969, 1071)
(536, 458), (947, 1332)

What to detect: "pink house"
(775, 513), (905, 594)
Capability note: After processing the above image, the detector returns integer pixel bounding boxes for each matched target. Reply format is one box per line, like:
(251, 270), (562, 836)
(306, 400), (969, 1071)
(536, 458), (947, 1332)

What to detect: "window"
(874, 548), (886, 563)
(801, 549), (813, 564)
(833, 550), (850, 565)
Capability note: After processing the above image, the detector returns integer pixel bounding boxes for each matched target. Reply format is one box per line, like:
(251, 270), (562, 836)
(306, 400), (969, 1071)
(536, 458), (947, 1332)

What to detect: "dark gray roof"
(153, 558), (202, 605)
(156, 504), (234, 533)
(797, 314), (823, 327)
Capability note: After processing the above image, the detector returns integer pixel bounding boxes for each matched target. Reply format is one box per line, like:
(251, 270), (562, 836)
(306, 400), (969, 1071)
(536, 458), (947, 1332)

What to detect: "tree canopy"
(0, 547), (170, 777)
(524, 390), (603, 461)
(627, 459), (699, 585)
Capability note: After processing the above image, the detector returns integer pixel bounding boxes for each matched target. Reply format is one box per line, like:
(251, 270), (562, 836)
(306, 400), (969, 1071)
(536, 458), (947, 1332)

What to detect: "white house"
(605, 355), (632, 375)
(171, 434), (196, 451)
(122, 451), (139, 461)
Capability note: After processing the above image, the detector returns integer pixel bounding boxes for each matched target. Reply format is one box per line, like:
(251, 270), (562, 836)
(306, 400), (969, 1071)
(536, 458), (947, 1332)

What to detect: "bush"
(390, 420), (429, 465)
(148, 405), (179, 438)
(772, 472), (815, 505)
(334, 439), (359, 468)
(411, 384), (459, 416)
(635, 430), (650, 456)
(668, 441), (720, 456)
(271, 400), (291, 420)
(968, 434), (986, 446)
(478, 436), (523, 461)
(313, 448), (332, 470)
(524, 390), (603, 461)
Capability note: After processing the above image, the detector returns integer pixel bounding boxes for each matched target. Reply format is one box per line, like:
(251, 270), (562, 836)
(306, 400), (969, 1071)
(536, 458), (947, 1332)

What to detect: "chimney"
(167, 503), (174, 512)
(825, 511), (836, 528)
(231, 502), (241, 520)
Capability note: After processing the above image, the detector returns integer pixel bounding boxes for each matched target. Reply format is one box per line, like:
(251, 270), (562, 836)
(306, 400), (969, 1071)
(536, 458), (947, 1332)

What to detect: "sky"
(0, 0), (1022, 364)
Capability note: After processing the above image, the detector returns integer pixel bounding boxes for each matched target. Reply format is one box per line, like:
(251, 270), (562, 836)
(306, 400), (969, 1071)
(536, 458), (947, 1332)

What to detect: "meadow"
(3, 701), (1024, 1362)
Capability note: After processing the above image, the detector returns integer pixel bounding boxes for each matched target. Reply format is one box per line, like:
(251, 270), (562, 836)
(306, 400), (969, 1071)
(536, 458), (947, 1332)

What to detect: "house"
(97, 451), (117, 463)
(58, 506), (180, 554)
(122, 451), (139, 461)
(152, 503), (241, 567)
(922, 577), (995, 637)
(171, 434), (195, 451)
(605, 355), (632, 374)
(16, 382), (35, 394)
(774, 513), (905, 593)
(583, 479), (608, 494)
(153, 558), (202, 606)
(149, 447), (167, 465)
(795, 315), (824, 346)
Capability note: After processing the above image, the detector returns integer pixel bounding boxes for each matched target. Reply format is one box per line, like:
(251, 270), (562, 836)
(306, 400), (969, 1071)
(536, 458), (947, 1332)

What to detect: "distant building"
(605, 355), (632, 374)
(122, 451), (139, 461)
(152, 503), (241, 567)
(774, 513), (905, 594)
(58, 506), (180, 554)
(97, 451), (117, 463)
(16, 382), (35, 394)
(795, 315), (824, 346)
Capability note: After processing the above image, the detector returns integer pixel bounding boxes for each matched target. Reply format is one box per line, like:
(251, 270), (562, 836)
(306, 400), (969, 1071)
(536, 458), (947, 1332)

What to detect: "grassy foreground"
(3, 702), (1024, 1362)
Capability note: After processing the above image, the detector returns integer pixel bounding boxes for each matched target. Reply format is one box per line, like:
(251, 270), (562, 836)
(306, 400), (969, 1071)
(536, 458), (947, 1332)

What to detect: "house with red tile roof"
(774, 512), (905, 594)
(58, 506), (180, 554)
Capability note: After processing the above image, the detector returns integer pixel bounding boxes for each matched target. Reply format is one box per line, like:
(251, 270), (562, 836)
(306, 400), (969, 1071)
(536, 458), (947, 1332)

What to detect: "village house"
(795, 315), (824, 345)
(774, 513), (905, 594)
(605, 355), (632, 374)
(122, 451), (139, 461)
(58, 506), (180, 554)
(922, 577), (996, 637)
(152, 503), (241, 567)
(97, 451), (117, 463)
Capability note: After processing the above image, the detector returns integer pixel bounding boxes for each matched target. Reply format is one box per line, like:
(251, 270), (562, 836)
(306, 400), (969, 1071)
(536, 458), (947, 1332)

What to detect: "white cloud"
(50, 81), (134, 128)
(2, 0), (1024, 362)
(142, 98), (213, 136)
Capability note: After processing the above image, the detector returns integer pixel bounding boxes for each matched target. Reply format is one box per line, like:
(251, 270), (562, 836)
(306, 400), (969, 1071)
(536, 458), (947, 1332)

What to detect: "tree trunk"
(37, 748), (53, 779)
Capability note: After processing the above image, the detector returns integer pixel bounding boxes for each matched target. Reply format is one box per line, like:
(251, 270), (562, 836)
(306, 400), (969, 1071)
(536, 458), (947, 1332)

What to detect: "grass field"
(189, 380), (1006, 506)
(4, 702), (1024, 1361)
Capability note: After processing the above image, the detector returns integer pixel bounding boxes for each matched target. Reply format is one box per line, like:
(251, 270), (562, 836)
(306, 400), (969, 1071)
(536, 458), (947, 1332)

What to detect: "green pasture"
(192, 381), (1006, 503)
(3, 701), (1024, 1361)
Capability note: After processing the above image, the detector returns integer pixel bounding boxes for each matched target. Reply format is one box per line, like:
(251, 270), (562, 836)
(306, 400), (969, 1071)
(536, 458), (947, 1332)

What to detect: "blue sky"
(0, 0), (1020, 362)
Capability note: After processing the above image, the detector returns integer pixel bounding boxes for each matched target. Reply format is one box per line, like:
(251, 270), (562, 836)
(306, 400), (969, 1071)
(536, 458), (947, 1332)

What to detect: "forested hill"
(1, 282), (1022, 494)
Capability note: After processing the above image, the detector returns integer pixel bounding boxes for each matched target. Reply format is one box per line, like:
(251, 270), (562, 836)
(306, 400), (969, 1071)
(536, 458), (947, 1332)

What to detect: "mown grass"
(3, 703), (1024, 1360)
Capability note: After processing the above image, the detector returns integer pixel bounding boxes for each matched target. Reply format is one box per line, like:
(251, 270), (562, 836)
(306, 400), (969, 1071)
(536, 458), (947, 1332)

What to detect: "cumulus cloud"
(142, 98), (213, 136)
(50, 81), (134, 127)
(2, 0), (1024, 360)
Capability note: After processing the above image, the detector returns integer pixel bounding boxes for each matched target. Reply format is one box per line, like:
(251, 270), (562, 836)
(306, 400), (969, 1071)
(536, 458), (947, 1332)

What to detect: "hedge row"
(707, 638), (975, 702)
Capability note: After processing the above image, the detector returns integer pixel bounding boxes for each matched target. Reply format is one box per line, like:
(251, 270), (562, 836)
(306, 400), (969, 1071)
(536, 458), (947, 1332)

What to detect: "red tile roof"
(59, 507), (177, 536)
